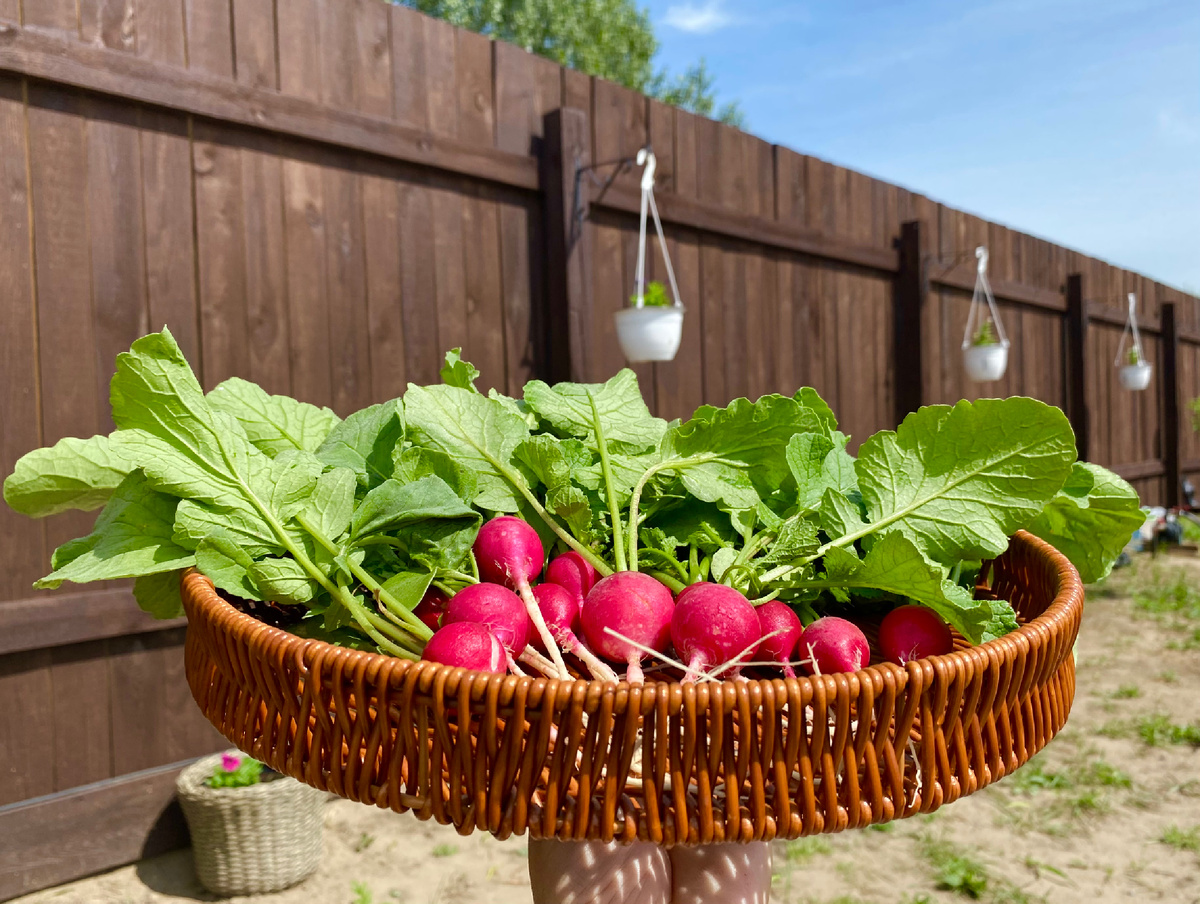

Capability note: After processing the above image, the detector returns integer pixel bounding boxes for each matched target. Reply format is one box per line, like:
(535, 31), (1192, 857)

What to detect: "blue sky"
(644, 0), (1199, 293)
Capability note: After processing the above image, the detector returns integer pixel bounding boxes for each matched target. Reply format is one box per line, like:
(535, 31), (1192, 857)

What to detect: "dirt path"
(15, 557), (1200, 904)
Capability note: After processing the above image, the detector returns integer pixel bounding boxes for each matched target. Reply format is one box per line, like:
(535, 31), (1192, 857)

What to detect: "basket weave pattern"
(182, 531), (1082, 847)
(176, 753), (325, 895)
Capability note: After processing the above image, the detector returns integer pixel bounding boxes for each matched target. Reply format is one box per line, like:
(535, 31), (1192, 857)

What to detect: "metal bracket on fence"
(571, 153), (638, 248)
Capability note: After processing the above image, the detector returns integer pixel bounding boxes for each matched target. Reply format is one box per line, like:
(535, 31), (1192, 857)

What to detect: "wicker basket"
(176, 752), (326, 895)
(182, 530), (1083, 847)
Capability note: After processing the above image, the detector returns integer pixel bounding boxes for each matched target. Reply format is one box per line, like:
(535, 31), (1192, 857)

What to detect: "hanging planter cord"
(961, 246), (1009, 350)
(1115, 293), (1146, 366)
(631, 148), (682, 309)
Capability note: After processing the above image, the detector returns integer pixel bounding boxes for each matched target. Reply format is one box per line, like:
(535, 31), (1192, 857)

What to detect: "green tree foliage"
(397, 0), (745, 127)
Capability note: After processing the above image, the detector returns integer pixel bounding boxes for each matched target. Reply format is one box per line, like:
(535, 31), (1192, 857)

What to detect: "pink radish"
(580, 572), (675, 684)
(412, 586), (450, 631)
(755, 601), (804, 678)
(473, 516), (570, 679)
(421, 622), (506, 674)
(669, 583), (761, 683)
(442, 583), (531, 653)
(532, 583), (617, 682)
(800, 617), (870, 675)
(545, 551), (597, 607)
(879, 605), (953, 664)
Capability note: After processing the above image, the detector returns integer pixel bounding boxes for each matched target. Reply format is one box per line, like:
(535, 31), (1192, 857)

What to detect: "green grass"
(919, 837), (990, 899)
(1109, 684), (1141, 699)
(1155, 670), (1179, 683)
(431, 843), (459, 858)
(1097, 712), (1200, 746)
(783, 836), (832, 863)
(354, 832), (375, 852)
(1160, 824), (1200, 854)
(999, 753), (1132, 834)
(351, 881), (374, 904)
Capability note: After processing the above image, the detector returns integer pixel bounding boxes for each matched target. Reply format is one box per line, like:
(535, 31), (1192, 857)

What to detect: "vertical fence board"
(50, 640), (112, 790)
(277, 0), (333, 408)
(240, 134), (291, 396)
(0, 651), (54, 805)
(0, 77), (46, 602)
(389, 4), (440, 385)
(86, 96), (149, 430)
(79, 0), (135, 51)
(27, 86), (101, 558)
(22, 0), (77, 32)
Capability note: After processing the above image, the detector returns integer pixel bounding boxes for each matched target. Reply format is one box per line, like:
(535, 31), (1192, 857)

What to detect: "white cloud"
(664, 1), (734, 34)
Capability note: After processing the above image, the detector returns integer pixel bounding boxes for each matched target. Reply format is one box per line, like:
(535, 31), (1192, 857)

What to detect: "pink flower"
(221, 753), (241, 772)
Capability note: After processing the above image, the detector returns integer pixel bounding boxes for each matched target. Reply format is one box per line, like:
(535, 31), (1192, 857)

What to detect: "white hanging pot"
(616, 147), (685, 364)
(615, 305), (685, 362)
(963, 343), (1009, 382)
(960, 246), (1010, 383)
(1118, 362), (1152, 391)
(1114, 294), (1151, 391)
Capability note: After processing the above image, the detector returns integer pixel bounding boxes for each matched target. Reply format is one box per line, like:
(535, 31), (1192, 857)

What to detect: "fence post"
(1161, 302), (1181, 506)
(541, 108), (592, 383)
(1065, 273), (1089, 461)
(893, 220), (923, 424)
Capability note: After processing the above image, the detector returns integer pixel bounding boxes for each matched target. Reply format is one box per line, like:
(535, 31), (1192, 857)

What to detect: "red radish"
(800, 617), (870, 675)
(532, 583), (581, 638)
(442, 583), (531, 653)
(545, 551), (597, 607)
(674, 583), (702, 605)
(755, 601), (804, 678)
(879, 605), (953, 664)
(412, 586), (450, 631)
(421, 622), (506, 674)
(669, 583), (761, 683)
(472, 516), (570, 679)
(532, 583), (617, 682)
(475, 515), (545, 586)
(580, 572), (675, 684)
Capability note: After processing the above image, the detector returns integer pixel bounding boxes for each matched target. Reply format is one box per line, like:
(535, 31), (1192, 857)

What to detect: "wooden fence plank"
(85, 94), (149, 429)
(21, 0), (76, 33)
(27, 84), (101, 560)
(232, 0), (277, 90)
(79, 0), (134, 51)
(240, 133), (291, 396)
(0, 76), (46, 603)
(50, 639), (112, 790)
(0, 650), (55, 805)
(0, 759), (196, 900)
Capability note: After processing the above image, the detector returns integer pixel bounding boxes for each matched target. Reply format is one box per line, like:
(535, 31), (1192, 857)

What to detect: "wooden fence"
(0, 0), (1197, 896)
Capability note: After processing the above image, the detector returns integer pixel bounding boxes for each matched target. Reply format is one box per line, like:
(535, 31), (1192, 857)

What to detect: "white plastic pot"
(963, 343), (1008, 382)
(1118, 362), (1153, 391)
(614, 306), (685, 363)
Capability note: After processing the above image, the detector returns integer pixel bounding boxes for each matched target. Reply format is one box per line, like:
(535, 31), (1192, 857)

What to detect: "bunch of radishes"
(420, 516), (956, 683)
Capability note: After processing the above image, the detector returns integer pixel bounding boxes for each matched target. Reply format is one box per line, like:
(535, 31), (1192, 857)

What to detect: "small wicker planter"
(176, 752), (326, 895)
(182, 530), (1083, 847)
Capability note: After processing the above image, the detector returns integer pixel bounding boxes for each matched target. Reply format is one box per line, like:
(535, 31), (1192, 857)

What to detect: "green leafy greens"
(3, 331), (1142, 653)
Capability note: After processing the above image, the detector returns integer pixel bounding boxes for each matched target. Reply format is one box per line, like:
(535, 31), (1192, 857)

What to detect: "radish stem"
(587, 390), (627, 572)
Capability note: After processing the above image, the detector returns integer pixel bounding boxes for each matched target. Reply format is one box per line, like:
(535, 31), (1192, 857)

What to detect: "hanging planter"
(614, 148), (685, 363)
(1115, 292), (1153, 391)
(961, 246), (1010, 382)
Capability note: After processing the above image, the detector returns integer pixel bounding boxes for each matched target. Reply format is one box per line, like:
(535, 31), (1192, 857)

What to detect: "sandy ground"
(14, 556), (1200, 904)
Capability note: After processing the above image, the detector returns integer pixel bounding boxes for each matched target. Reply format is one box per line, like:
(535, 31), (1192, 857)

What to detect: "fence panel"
(0, 0), (1197, 895)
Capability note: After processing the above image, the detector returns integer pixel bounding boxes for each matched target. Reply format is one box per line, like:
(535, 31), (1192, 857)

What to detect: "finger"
(528, 839), (672, 904)
(669, 842), (773, 904)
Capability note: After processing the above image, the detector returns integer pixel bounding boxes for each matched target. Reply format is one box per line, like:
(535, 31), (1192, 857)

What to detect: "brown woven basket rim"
(181, 530), (1082, 697)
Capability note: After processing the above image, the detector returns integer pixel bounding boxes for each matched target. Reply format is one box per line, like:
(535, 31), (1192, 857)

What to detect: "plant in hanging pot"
(960, 246), (1010, 382)
(614, 148), (686, 363)
(1119, 344), (1153, 391)
(963, 319), (1009, 382)
(1116, 292), (1153, 391)
(175, 750), (326, 896)
(615, 280), (685, 363)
